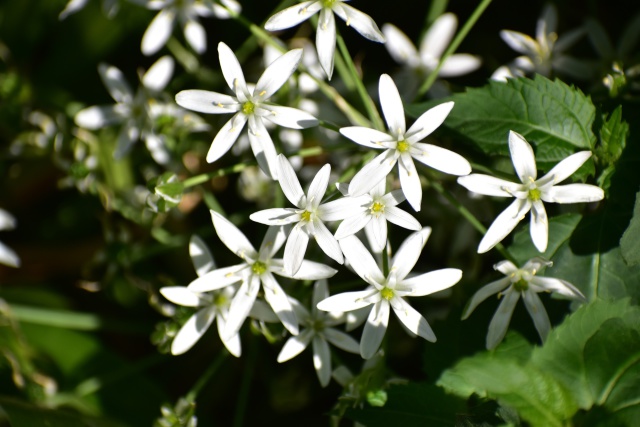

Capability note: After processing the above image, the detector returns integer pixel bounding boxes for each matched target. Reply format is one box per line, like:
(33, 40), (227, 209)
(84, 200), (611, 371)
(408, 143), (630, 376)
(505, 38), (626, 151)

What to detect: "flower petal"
(461, 277), (512, 319)
(509, 131), (537, 182)
(405, 101), (454, 142)
(313, 220), (344, 264)
(74, 105), (122, 129)
(364, 215), (387, 253)
(541, 151), (593, 185)
(206, 113), (247, 163)
(457, 174), (520, 197)
(402, 268), (462, 297)
(317, 194), (369, 221)
(142, 55), (174, 91)
(486, 288), (520, 349)
(218, 42), (248, 94)
(171, 307), (216, 355)
(382, 23), (419, 66)
(141, 9), (175, 56)
(530, 200), (548, 252)
(478, 198), (531, 254)
(420, 12), (456, 61)
(522, 290), (551, 342)
(384, 206), (421, 231)
(307, 163), (331, 209)
(264, 1), (322, 31)
(392, 297), (436, 342)
(250, 208), (299, 226)
(262, 273), (298, 335)
(348, 149), (397, 196)
(184, 18), (206, 54)
(216, 315), (242, 357)
(190, 235), (216, 277)
(494, 260), (518, 275)
(259, 225), (288, 261)
(324, 328), (360, 354)
(175, 90), (240, 114)
(0, 242), (20, 268)
(316, 289), (377, 312)
(160, 286), (203, 307)
(277, 154), (306, 208)
(284, 224), (310, 275)
(211, 210), (258, 260)
(398, 154), (422, 211)
(410, 142), (471, 176)
(338, 235), (385, 284)
(335, 211), (370, 240)
(390, 227), (426, 280)
(248, 115), (279, 179)
(332, 4), (385, 43)
(277, 329), (313, 362)
(255, 48), (303, 100)
(316, 8), (337, 79)
(500, 30), (538, 56)
(530, 276), (586, 301)
(187, 264), (246, 292)
(278, 257), (338, 281)
(439, 54), (482, 77)
(260, 104), (318, 129)
(312, 336), (331, 387)
(223, 275), (261, 339)
(360, 301), (389, 359)
(378, 74), (406, 136)
(340, 126), (394, 149)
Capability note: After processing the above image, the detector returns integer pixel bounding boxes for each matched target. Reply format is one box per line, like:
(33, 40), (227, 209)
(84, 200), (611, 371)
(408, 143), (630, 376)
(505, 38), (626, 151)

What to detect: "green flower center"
(311, 319), (325, 332)
(528, 188), (541, 201)
(252, 261), (267, 275)
(242, 101), (255, 115)
(397, 140), (410, 153)
(323, 0), (336, 7)
(300, 210), (312, 222)
(513, 278), (529, 292)
(370, 201), (385, 215)
(214, 293), (228, 307)
(381, 287), (395, 300)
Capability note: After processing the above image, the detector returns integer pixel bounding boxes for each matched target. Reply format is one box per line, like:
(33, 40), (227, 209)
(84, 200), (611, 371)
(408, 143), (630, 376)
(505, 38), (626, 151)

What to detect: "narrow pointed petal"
(114, 124), (137, 159)
(340, 126), (394, 149)
(392, 298), (436, 342)
(410, 142), (471, 176)
(259, 225), (288, 260)
(398, 155), (422, 211)
(313, 220), (344, 264)
(384, 206), (421, 231)
(59, 0), (89, 20)
(554, 27), (586, 53)
(143, 56), (174, 91)
(184, 19), (206, 54)
(317, 195), (369, 221)
(224, 275), (261, 339)
(405, 101), (454, 142)
(461, 277), (512, 319)
(264, 1), (322, 31)
(509, 131), (537, 181)
(187, 264), (246, 292)
(494, 260), (518, 275)
(277, 154), (306, 207)
(216, 315), (242, 357)
(249, 299), (280, 322)
(382, 23), (419, 66)
(277, 329), (313, 362)
(248, 115), (279, 179)
(420, 13), (456, 61)
(332, 4), (385, 42)
(312, 336), (332, 387)
(211, 210), (258, 260)
(500, 30), (538, 56)
(378, 74), (406, 135)
(190, 235), (216, 277)
(175, 90), (240, 114)
(171, 307), (215, 355)
(390, 228), (425, 280)
(255, 49), (303, 100)
(530, 200), (548, 252)
(307, 163), (332, 209)
(218, 42), (248, 93)
(402, 268), (463, 297)
(338, 235), (385, 284)
(361, 301), (390, 359)
(74, 105), (122, 129)
(364, 215), (387, 253)
(316, 9), (337, 79)
(284, 224), (309, 275)
(439, 54), (482, 77)
(160, 286), (203, 307)
(478, 198), (531, 254)
(98, 63), (133, 104)
(348, 149), (397, 196)
(522, 290), (551, 342)
(250, 208), (299, 226)
(316, 289), (377, 312)
(530, 276), (586, 301)
(457, 174), (520, 197)
(541, 151), (592, 185)
(324, 328), (360, 353)
(260, 105), (318, 129)
(486, 289), (520, 349)
(335, 211), (370, 240)
(142, 9), (175, 56)
(207, 113), (247, 163)
(0, 242), (19, 268)
(263, 273), (298, 335)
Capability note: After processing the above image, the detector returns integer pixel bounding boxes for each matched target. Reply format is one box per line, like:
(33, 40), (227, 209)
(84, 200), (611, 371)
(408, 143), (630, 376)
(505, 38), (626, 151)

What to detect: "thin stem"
(418, 0), (493, 96)
(185, 351), (228, 402)
(382, 247), (390, 277)
(233, 336), (258, 427)
(336, 33), (385, 131)
(424, 0), (449, 29)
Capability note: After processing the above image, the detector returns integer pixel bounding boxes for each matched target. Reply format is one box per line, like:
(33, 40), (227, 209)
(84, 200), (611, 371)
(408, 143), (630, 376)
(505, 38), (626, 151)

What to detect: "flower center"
(311, 319), (325, 332)
(370, 201), (385, 215)
(397, 140), (410, 153)
(528, 188), (541, 201)
(242, 101), (255, 115)
(513, 278), (529, 292)
(323, 0), (336, 7)
(380, 287), (395, 300)
(300, 210), (312, 222)
(252, 261), (267, 275)
(213, 293), (228, 307)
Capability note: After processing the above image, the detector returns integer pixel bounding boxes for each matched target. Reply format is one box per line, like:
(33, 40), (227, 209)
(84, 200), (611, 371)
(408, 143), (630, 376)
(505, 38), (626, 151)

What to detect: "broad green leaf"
(408, 75), (596, 170)
(620, 192), (640, 266)
(596, 106), (628, 193)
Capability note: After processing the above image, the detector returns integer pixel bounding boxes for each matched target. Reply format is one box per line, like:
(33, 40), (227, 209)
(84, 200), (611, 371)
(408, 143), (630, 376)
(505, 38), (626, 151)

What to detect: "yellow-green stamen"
(513, 278), (529, 292)
(323, 0), (336, 7)
(397, 140), (410, 153)
(301, 211), (312, 222)
(242, 101), (255, 115)
(381, 287), (395, 300)
(528, 188), (541, 201)
(370, 201), (384, 215)
(214, 294), (228, 307)
(252, 261), (267, 275)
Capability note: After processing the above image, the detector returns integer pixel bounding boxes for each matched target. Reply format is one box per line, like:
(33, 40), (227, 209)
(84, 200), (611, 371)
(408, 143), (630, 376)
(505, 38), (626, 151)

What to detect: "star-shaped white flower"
(187, 210), (337, 340)
(317, 229), (462, 359)
(0, 208), (20, 268)
(277, 280), (360, 387)
(334, 180), (421, 253)
(139, 0), (240, 56)
(264, 0), (385, 79)
(462, 257), (586, 349)
(251, 154), (369, 275)
(340, 74), (471, 211)
(176, 42), (318, 179)
(457, 131), (605, 253)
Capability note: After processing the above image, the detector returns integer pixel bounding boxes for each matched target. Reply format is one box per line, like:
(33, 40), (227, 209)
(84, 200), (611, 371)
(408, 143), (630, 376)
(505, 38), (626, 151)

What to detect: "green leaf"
(408, 75), (596, 170)
(620, 192), (640, 266)
(595, 106), (628, 193)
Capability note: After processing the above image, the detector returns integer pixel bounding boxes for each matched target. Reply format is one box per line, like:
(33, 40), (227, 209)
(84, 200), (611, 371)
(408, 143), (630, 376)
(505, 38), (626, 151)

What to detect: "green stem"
(336, 33), (384, 131)
(418, 0), (493, 96)
(233, 336), (258, 427)
(382, 247), (390, 277)
(424, 0), (449, 29)
(185, 351), (228, 402)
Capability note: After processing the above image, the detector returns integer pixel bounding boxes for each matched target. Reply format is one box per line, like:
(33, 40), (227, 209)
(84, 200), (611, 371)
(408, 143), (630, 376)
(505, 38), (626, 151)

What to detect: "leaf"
(596, 106), (628, 194)
(408, 75), (596, 171)
(620, 192), (640, 266)
(344, 382), (465, 427)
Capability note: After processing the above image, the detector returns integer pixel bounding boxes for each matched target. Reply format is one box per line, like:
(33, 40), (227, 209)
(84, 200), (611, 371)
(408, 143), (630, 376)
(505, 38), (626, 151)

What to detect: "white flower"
(0, 209), (20, 268)
(491, 4), (588, 81)
(340, 74), (471, 211)
(187, 210), (337, 340)
(176, 43), (318, 179)
(250, 154), (369, 275)
(382, 14), (481, 78)
(59, 0), (119, 20)
(139, 0), (241, 56)
(457, 131), (605, 253)
(462, 257), (586, 349)
(317, 230), (462, 359)
(264, 0), (385, 79)
(74, 56), (177, 164)
(334, 180), (421, 253)
(277, 280), (360, 387)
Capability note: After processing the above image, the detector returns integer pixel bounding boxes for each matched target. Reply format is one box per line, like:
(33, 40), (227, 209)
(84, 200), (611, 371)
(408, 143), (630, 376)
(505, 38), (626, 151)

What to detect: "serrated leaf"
(596, 106), (628, 193)
(620, 192), (640, 266)
(408, 75), (596, 171)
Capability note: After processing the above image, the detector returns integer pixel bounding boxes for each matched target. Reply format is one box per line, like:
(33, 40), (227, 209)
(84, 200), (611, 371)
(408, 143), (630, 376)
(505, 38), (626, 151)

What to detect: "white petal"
(457, 174), (520, 197)
(364, 215), (387, 253)
(284, 224), (310, 275)
(216, 315), (242, 357)
(248, 115), (278, 179)
(522, 290), (550, 342)
(175, 90), (239, 114)
(0, 242), (19, 268)
(142, 9), (175, 56)
(402, 269), (463, 297)
(348, 150), (397, 196)
(312, 280), (330, 310)
(307, 163), (331, 209)
(259, 226), (288, 261)
(360, 301), (389, 359)
(142, 55), (174, 91)
(378, 74), (406, 135)
(486, 289), (520, 349)
(255, 48), (303, 100)
(382, 23), (419, 66)
(405, 101), (454, 142)
(478, 198), (531, 254)
(384, 206), (421, 231)
(184, 19), (206, 54)
(500, 30), (538, 56)
(324, 328), (360, 354)
(250, 208), (299, 226)
(277, 329), (313, 362)
(313, 220), (344, 264)
(439, 54), (482, 77)
(206, 113), (247, 163)
(335, 211), (370, 240)
(187, 264), (246, 292)
(316, 289), (377, 312)
(529, 276), (586, 301)
(398, 154), (422, 211)
(339, 126), (394, 149)
(392, 298), (436, 342)
(264, 1), (322, 31)
(332, 4), (385, 43)
(338, 235), (385, 284)
(390, 227), (425, 280)
(279, 259), (337, 280)
(98, 63), (133, 104)
(0, 209), (16, 230)
(530, 200), (548, 252)
(260, 105), (318, 129)
(509, 131), (537, 182)
(317, 195), (369, 221)
(223, 275), (261, 339)
(420, 12), (456, 61)
(312, 336), (331, 387)
(211, 210), (258, 260)
(59, 0), (89, 20)
(114, 124), (137, 159)
(74, 105), (122, 129)
(410, 142), (471, 176)
(277, 154), (306, 207)
(263, 273), (298, 335)
(316, 9), (337, 79)
(249, 299), (280, 322)
(494, 260), (518, 275)
(160, 286), (203, 307)
(171, 307), (215, 355)
(144, 133), (170, 165)
(190, 235), (216, 276)
(541, 151), (592, 185)
(461, 277), (512, 319)
(218, 42), (248, 94)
